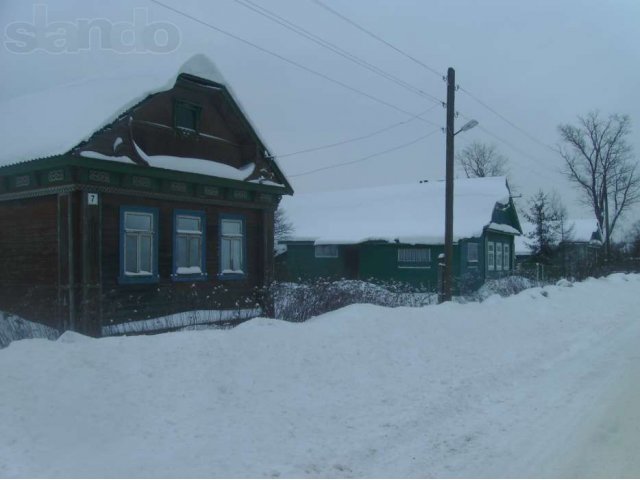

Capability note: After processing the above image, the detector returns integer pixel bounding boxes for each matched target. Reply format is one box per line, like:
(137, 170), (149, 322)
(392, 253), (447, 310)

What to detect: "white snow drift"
(1, 274), (640, 477)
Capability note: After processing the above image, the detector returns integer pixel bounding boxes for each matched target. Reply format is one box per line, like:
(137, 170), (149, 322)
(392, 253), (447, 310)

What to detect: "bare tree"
(274, 206), (294, 243)
(457, 141), (509, 178)
(558, 111), (640, 258)
(551, 192), (575, 243)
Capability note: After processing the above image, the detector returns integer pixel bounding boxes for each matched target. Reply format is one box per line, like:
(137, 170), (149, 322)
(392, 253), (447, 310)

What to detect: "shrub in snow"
(471, 276), (538, 302)
(270, 279), (436, 322)
(555, 278), (574, 288)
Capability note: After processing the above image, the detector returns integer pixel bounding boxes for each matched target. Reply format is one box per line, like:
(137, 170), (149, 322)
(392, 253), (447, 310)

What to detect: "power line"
(311, 0), (444, 79)
(289, 128), (441, 177)
(150, 0), (442, 129)
(308, 0), (559, 163)
(459, 87), (556, 152)
(278, 104), (440, 159)
(457, 113), (559, 183)
(234, 0), (444, 105)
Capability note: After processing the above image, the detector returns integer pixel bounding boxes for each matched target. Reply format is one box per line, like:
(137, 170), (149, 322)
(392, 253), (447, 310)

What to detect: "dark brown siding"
(75, 76), (280, 185)
(100, 193), (270, 327)
(0, 195), (61, 329)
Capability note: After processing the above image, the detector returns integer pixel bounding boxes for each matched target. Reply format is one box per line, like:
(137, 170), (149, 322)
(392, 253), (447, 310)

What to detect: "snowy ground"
(1, 274), (640, 478)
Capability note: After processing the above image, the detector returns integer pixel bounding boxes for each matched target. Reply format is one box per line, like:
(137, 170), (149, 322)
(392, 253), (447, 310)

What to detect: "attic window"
(174, 101), (200, 132)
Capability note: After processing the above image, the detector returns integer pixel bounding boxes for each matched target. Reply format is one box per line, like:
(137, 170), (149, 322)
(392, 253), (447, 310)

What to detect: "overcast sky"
(2, 0), (640, 226)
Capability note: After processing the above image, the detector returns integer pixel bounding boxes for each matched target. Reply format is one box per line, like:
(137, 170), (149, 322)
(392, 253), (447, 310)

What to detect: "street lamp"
(442, 66), (479, 303)
(455, 119), (478, 135)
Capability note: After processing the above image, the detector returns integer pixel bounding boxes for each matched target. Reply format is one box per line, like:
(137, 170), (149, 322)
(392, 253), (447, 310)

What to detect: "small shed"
(277, 177), (521, 293)
(0, 54), (293, 336)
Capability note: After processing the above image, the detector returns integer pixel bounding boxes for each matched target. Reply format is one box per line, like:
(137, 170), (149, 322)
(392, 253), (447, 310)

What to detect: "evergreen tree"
(524, 190), (562, 263)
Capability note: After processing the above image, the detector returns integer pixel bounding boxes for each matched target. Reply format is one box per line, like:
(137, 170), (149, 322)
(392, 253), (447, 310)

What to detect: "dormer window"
(174, 100), (200, 132)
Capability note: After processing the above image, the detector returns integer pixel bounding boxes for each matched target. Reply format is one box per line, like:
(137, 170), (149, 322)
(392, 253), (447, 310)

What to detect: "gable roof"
(281, 176), (519, 245)
(514, 219), (602, 256)
(0, 54), (292, 192)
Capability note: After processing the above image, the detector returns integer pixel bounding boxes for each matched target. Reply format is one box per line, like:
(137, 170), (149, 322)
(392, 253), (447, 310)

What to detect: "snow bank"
(281, 176), (515, 245)
(1, 274), (640, 477)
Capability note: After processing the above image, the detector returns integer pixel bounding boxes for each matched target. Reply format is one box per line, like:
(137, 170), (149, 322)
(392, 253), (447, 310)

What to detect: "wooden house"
(276, 177), (521, 293)
(515, 219), (602, 278)
(0, 54), (292, 336)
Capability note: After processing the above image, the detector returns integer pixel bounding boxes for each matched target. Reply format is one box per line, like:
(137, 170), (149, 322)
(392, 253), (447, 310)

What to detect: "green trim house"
(0, 54), (292, 336)
(277, 177), (521, 293)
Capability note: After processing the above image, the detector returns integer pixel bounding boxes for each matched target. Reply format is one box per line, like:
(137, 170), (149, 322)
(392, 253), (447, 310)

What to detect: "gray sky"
(2, 0), (640, 227)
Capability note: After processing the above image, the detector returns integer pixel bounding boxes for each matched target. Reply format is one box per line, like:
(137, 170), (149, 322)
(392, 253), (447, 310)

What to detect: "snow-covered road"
(1, 274), (639, 478)
(551, 343), (640, 478)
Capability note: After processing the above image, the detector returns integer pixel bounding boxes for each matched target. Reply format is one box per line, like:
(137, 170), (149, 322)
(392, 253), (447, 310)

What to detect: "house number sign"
(87, 193), (99, 206)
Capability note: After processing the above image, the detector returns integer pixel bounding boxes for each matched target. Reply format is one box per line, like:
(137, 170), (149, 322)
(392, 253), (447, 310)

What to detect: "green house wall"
(358, 242), (442, 290)
(279, 242), (347, 280)
(278, 230), (518, 294)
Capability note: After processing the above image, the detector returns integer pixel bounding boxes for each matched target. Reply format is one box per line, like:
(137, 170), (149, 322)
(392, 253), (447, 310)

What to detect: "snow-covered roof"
(281, 176), (516, 245)
(514, 219), (602, 255)
(570, 219), (603, 243)
(0, 54), (284, 185)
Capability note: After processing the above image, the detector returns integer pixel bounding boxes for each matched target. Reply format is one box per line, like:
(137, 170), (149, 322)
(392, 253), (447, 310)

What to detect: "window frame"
(487, 242), (495, 271)
(397, 247), (431, 269)
(503, 243), (510, 271)
(314, 244), (339, 258)
(119, 206), (159, 284)
(496, 243), (503, 271)
(467, 242), (479, 264)
(218, 213), (247, 280)
(173, 99), (201, 133)
(172, 209), (207, 282)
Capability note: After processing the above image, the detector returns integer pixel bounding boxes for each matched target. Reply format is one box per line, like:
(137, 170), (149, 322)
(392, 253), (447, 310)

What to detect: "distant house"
(277, 177), (521, 293)
(515, 219), (602, 278)
(0, 54), (292, 336)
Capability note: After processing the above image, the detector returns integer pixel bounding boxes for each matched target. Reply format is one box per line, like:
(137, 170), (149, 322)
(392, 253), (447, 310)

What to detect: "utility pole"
(604, 176), (610, 262)
(443, 67), (455, 302)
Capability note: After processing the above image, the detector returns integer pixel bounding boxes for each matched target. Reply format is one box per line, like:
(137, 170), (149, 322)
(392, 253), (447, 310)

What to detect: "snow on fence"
(0, 311), (59, 348)
(101, 307), (262, 336)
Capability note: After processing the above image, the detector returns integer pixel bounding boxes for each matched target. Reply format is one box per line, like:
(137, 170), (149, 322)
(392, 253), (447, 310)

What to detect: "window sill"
(118, 274), (159, 285)
(218, 272), (247, 281)
(171, 272), (208, 282)
(398, 265), (431, 269)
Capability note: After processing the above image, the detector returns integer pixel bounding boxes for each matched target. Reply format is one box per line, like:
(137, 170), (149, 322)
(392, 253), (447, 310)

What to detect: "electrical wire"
(309, 0), (559, 165)
(150, 0), (443, 129)
(457, 113), (559, 183)
(289, 128), (441, 177)
(234, 0), (444, 105)
(278, 104), (440, 158)
(311, 0), (444, 79)
(459, 87), (556, 152)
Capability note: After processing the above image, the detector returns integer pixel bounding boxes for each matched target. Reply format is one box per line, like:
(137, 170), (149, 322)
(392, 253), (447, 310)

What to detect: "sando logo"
(4, 4), (181, 54)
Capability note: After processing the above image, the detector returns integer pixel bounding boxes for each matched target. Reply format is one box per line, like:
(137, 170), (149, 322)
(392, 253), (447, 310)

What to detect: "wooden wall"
(98, 192), (272, 328)
(0, 195), (62, 329)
